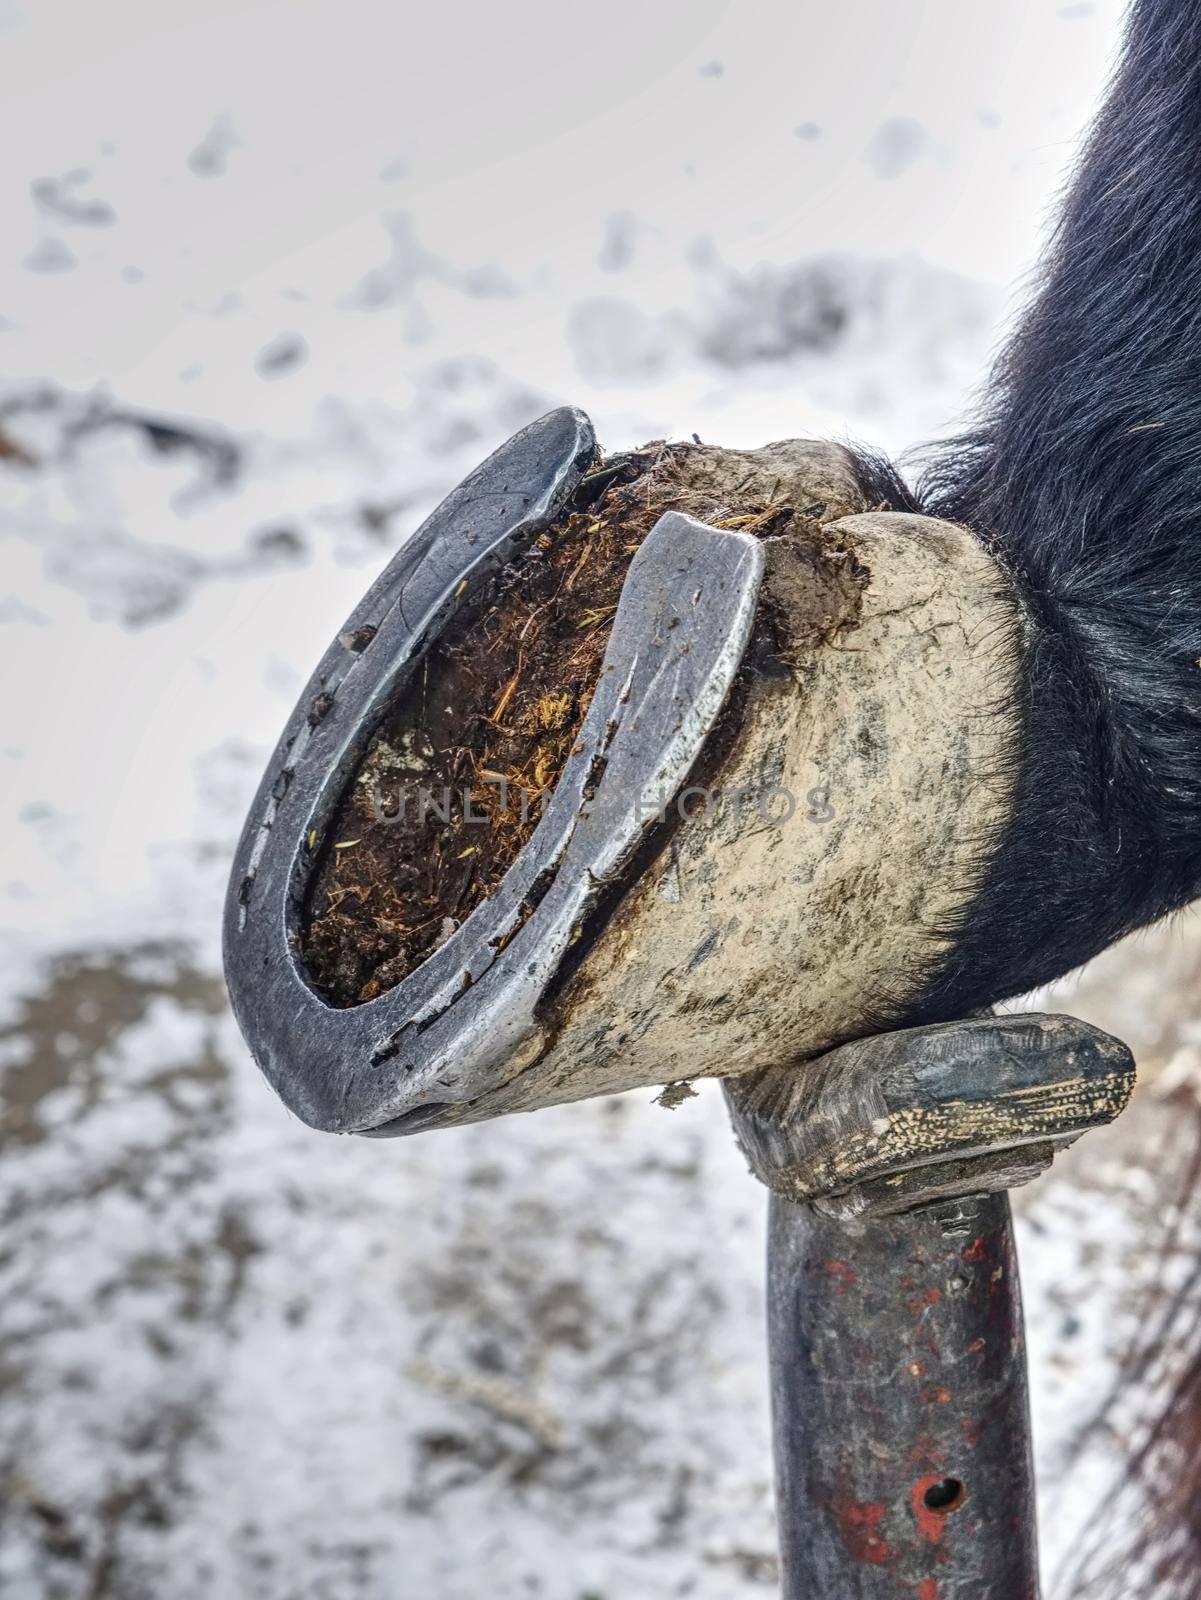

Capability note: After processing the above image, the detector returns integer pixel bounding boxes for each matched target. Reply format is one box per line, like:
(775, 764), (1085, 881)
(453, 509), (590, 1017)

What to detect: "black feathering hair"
(900, 0), (1201, 1026)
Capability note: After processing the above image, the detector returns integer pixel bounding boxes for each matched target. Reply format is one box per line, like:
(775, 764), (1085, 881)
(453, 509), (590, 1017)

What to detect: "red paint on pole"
(823, 1259), (857, 1294)
(829, 1497), (892, 1564)
(912, 1476), (951, 1545)
(907, 1287), (942, 1316)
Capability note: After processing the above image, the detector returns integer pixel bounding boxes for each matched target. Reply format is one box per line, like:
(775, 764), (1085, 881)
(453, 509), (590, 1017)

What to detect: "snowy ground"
(5, 1), (1201, 1596)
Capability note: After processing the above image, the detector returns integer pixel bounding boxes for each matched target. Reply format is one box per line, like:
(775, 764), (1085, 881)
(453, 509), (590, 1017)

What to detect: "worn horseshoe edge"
(223, 407), (766, 1135)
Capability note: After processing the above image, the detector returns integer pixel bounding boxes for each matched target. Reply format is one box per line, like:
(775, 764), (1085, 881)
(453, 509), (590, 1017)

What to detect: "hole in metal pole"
(923, 1477), (965, 1515)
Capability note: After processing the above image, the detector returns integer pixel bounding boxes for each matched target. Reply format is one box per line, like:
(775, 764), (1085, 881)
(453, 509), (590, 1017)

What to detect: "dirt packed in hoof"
(300, 438), (854, 1006)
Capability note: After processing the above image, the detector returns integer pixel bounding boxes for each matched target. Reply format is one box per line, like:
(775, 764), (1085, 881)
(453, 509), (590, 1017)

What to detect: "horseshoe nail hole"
(923, 1477), (965, 1515)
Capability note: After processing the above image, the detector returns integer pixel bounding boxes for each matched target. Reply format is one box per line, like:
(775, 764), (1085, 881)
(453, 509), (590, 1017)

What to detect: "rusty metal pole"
(724, 1013), (1136, 1600)
(767, 1190), (1039, 1599)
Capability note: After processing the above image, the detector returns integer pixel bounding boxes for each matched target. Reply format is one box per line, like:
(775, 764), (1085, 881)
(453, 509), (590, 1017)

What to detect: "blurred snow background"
(3, 0), (1200, 1595)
